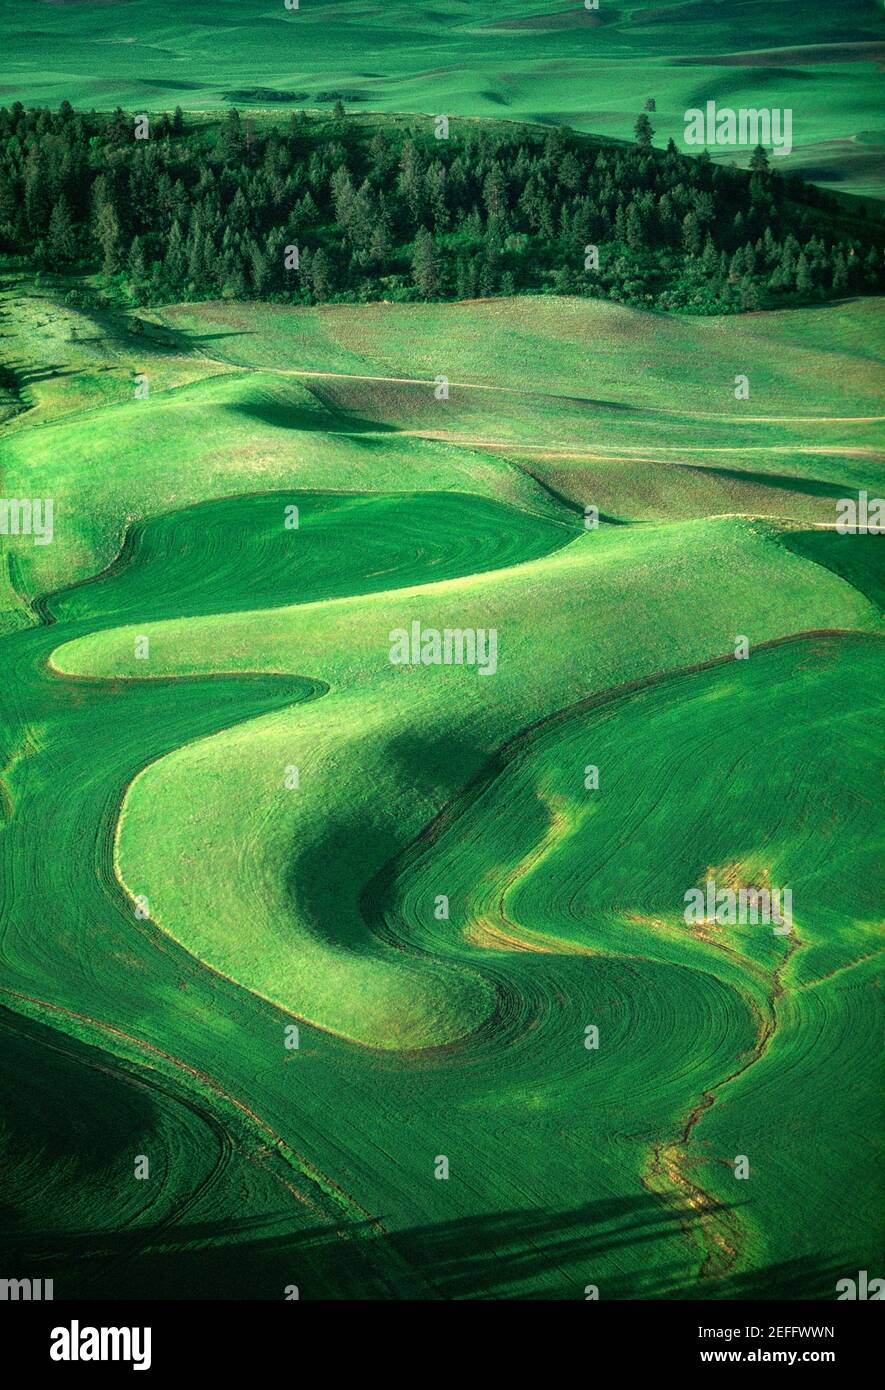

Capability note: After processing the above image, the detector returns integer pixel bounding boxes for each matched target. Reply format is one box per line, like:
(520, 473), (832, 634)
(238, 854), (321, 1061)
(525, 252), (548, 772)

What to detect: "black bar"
(3, 1298), (878, 1374)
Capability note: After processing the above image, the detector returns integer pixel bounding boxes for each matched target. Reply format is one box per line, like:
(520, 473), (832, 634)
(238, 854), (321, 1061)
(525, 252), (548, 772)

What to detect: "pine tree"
(165, 219), (186, 283)
(779, 241), (797, 286)
(795, 251), (813, 295)
(369, 213), (391, 263)
(863, 246), (879, 287)
(831, 251), (848, 295)
(483, 164), (508, 221)
(558, 151), (582, 192)
(681, 211), (701, 256)
(47, 195), (77, 263)
(217, 108), (245, 164)
(249, 239), (271, 295)
(739, 274), (760, 311)
(411, 226), (440, 297)
(368, 130), (396, 179)
(625, 201), (644, 251)
(330, 165), (356, 234)
(398, 140), (426, 225)
(425, 163), (449, 231)
(478, 252), (500, 297)
(306, 246), (332, 300)
(700, 235), (718, 274)
(127, 234), (146, 281)
(634, 113), (654, 150)
(94, 199), (121, 275)
(749, 145), (770, 174)
(187, 224), (209, 284)
(24, 154), (51, 233)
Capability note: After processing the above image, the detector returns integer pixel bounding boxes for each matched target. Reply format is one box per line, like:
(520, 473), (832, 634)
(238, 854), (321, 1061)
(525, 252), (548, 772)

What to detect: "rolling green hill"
(3, 1), (884, 196)
(1, 274), (882, 1297)
(3, 0), (883, 1306)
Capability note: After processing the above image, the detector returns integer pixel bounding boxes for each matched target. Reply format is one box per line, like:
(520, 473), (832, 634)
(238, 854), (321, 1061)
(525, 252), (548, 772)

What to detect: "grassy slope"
(0, 491), (690, 1297)
(3, 288), (883, 610)
(51, 514), (878, 1045)
(0, 1007), (382, 1299)
(3, 1), (883, 195)
(2, 282), (882, 1297)
(8, 493), (880, 1293)
(379, 632), (885, 1282)
(156, 296), (885, 413)
(157, 296), (885, 518)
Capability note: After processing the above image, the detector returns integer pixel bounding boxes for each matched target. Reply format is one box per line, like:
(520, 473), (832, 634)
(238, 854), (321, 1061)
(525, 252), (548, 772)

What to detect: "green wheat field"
(0, 0), (883, 1302)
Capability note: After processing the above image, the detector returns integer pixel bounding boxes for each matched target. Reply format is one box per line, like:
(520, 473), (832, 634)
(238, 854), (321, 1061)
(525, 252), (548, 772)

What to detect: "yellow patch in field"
(463, 916), (594, 956)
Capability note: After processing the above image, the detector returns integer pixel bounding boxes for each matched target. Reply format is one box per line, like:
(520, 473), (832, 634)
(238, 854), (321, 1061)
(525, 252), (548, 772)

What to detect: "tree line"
(0, 101), (881, 313)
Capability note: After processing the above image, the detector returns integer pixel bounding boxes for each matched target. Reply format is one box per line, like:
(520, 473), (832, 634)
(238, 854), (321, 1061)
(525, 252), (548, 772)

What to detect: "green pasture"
(3, 286), (883, 613)
(3, 0), (883, 195)
(1, 278), (882, 1298)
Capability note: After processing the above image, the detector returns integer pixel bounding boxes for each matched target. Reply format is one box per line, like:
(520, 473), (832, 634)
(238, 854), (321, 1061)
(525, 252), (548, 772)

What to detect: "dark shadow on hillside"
(4, 1192), (853, 1302)
(229, 396), (398, 435)
(0, 356), (77, 387)
(284, 728), (491, 948)
(780, 528), (884, 609)
(1, 1196), (701, 1300)
(185, 331), (253, 342)
(389, 1195), (711, 1300)
(0, 1007), (163, 1182)
(140, 79), (208, 91)
(557, 394), (639, 412)
(517, 462), (633, 523)
(132, 321), (255, 357)
(678, 463), (861, 499)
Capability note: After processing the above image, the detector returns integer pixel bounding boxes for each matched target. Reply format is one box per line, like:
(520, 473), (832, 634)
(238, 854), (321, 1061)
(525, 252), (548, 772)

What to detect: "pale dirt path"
(202, 353), (885, 425)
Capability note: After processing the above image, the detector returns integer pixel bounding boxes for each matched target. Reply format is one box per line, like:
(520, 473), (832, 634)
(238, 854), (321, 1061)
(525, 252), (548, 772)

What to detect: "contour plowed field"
(1, 288), (882, 1298)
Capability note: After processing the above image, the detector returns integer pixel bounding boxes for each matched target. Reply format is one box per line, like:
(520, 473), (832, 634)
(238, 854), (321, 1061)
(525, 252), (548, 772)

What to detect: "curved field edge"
(368, 632), (884, 1286)
(3, 283), (882, 1299)
(42, 489), (580, 629)
(4, 290), (884, 618)
(0, 997), (428, 1299)
(51, 518), (877, 1050)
